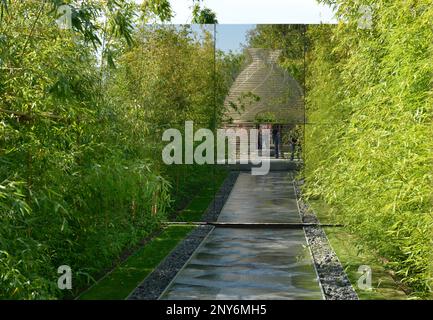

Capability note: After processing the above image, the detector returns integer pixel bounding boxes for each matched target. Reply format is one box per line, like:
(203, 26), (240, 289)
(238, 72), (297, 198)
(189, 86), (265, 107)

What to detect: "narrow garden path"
(159, 172), (324, 300)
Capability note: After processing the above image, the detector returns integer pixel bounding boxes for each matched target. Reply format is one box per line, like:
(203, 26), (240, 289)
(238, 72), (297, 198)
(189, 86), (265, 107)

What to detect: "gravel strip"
(127, 225), (212, 300)
(202, 171), (239, 222)
(127, 170), (239, 300)
(294, 180), (359, 300)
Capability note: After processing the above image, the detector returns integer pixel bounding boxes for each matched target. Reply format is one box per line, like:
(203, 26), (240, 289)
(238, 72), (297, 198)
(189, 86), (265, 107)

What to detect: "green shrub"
(0, 2), (233, 299)
(304, 1), (433, 298)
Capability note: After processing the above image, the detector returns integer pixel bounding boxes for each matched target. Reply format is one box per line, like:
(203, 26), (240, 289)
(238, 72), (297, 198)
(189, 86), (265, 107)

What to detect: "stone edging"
(127, 171), (239, 300)
(294, 180), (359, 300)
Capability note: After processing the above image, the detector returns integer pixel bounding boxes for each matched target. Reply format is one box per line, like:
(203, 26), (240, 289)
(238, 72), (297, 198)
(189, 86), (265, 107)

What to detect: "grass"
(176, 196), (213, 222)
(78, 168), (229, 300)
(176, 170), (228, 222)
(309, 199), (408, 300)
(78, 225), (195, 300)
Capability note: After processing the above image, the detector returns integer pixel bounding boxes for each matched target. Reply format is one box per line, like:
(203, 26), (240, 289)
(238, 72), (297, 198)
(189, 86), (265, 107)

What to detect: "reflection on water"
(217, 173), (301, 223)
(160, 173), (323, 300)
(161, 228), (322, 300)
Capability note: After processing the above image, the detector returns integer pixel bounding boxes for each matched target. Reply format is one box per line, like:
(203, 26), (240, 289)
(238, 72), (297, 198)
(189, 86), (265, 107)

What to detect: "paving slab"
(217, 172), (301, 223)
(160, 228), (323, 299)
(160, 172), (323, 300)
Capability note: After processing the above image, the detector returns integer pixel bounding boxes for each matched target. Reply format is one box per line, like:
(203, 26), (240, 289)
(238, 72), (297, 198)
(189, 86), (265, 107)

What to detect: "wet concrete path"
(160, 172), (323, 300)
(217, 172), (302, 223)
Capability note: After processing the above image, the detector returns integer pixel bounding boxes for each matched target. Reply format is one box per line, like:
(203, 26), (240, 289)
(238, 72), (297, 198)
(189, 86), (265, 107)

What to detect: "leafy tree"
(191, 0), (218, 24)
(247, 24), (306, 84)
(0, 0), (234, 300)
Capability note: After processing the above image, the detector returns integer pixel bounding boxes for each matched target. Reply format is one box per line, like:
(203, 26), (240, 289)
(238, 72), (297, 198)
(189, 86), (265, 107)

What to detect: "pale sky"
(139, 0), (337, 52)
(169, 0), (336, 24)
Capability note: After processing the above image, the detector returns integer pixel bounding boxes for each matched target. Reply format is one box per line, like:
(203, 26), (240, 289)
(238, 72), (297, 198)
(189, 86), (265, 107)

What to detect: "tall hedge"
(304, 0), (433, 297)
(0, 3), (233, 299)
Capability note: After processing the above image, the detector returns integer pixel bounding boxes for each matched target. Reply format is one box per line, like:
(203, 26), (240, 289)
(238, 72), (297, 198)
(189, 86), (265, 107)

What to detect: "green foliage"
(254, 111), (276, 124)
(176, 168), (227, 222)
(247, 24), (306, 83)
(0, 2), (232, 299)
(78, 225), (195, 300)
(304, 1), (433, 298)
(191, 0), (218, 24)
(310, 200), (408, 299)
(227, 92), (261, 122)
(140, 0), (172, 23)
(109, 25), (226, 128)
